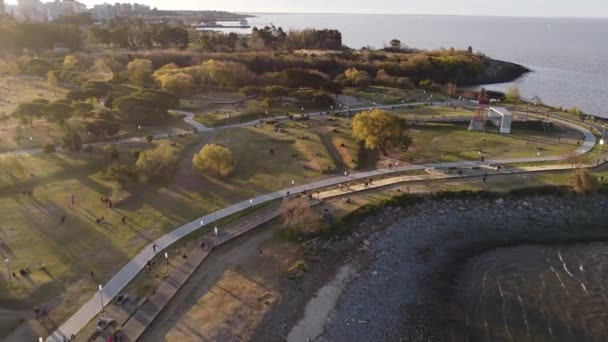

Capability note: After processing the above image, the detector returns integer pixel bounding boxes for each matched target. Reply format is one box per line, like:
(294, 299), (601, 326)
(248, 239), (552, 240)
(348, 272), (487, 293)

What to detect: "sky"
(5, 0), (608, 18)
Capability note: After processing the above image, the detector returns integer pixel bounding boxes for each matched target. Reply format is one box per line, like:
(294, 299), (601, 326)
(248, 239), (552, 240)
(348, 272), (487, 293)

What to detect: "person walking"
(152, 243), (158, 253)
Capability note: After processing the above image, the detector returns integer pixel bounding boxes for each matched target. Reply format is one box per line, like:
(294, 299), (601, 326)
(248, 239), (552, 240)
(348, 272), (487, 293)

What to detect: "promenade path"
(36, 102), (595, 341)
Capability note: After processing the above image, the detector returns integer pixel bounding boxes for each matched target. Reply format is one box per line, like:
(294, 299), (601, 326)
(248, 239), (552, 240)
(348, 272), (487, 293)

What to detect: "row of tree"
(0, 17), (83, 52)
(88, 20), (189, 49)
(198, 26), (343, 52)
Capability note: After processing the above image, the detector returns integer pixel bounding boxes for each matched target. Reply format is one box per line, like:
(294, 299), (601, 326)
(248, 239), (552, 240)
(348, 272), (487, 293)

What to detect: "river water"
(220, 14), (608, 117)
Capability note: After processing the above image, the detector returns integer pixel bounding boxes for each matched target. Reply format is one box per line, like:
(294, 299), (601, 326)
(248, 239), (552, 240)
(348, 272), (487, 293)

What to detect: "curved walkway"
(47, 111), (596, 341)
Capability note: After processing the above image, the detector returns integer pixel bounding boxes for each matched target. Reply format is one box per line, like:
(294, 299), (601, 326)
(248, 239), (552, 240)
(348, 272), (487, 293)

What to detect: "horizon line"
(239, 11), (608, 20)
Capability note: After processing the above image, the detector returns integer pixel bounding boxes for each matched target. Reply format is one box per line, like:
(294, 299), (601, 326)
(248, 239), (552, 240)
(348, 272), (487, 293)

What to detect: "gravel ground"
(320, 194), (608, 342)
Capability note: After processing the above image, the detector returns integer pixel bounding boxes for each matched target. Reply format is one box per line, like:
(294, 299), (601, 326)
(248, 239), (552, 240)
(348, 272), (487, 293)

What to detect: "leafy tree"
(103, 163), (138, 189)
(43, 143), (56, 154)
(126, 58), (153, 88)
(102, 145), (119, 160)
(12, 99), (48, 128)
(113, 89), (179, 124)
(136, 143), (177, 178)
(352, 109), (410, 156)
(389, 39), (401, 49)
(344, 68), (360, 87)
(157, 72), (195, 98)
(62, 124), (82, 152)
(505, 85), (521, 103)
(44, 100), (73, 124)
(192, 144), (234, 176)
(86, 119), (120, 137)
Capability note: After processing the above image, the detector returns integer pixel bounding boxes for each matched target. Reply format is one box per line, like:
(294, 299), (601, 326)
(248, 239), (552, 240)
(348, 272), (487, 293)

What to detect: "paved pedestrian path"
(46, 105), (597, 341)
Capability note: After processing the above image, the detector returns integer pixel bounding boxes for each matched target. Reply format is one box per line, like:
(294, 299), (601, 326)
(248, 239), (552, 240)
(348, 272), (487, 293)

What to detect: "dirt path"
(287, 263), (358, 342)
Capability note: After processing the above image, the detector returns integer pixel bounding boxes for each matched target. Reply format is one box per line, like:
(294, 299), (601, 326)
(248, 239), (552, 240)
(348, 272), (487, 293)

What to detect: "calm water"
(225, 14), (608, 117)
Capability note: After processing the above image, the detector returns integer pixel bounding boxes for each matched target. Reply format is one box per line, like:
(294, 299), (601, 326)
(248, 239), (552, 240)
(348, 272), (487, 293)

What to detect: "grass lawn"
(193, 99), (328, 128)
(398, 122), (582, 164)
(394, 105), (474, 120)
(343, 86), (447, 105)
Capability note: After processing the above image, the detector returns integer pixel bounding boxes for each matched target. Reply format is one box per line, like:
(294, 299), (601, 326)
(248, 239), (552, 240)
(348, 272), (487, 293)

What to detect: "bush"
(145, 135), (154, 143)
(102, 145), (119, 160)
(131, 149), (141, 160)
(43, 143), (56, 154)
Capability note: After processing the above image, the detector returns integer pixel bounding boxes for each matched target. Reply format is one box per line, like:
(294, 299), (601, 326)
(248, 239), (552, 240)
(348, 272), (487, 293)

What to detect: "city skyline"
(4, 0), (608, 18)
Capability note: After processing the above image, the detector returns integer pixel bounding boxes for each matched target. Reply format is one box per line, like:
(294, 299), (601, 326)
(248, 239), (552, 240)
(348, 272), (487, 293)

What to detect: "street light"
(98, 284), (104, 313)
(164, 252), (169, 273)
(4, 258), (11, 286)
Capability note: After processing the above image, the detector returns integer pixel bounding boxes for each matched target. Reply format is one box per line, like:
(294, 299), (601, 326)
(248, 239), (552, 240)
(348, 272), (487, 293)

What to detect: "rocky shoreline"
(318, 194), (608, 341)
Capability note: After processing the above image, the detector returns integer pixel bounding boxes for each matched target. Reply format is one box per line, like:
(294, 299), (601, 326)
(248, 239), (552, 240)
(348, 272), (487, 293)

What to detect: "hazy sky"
(6, 0), (608, 18)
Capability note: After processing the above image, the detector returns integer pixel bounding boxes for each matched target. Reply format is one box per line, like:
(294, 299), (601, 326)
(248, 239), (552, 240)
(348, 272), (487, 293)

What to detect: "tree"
(571, 168), (598, 195)
(192, 144), (234, 176)
(280, 198), (318, 234)
(389, 39), (401, 49)
(62, 123), (82, 152)
(103, 163), (138, 189)
(344, 68), (360, 87)
(113, 89), (179, 124)
(47, 71), (58, 96)
(145, 135), (154, 143)
(86, 119), (120, 137)
(157, 73), (195, 98)
(126, 58), (153, 88)
(12, 99), (48, 128)
(352, 109), (410, 156)
(136, 143), (177, 178)
(44, 101), (72, 124)
(505, 85), (521, 103)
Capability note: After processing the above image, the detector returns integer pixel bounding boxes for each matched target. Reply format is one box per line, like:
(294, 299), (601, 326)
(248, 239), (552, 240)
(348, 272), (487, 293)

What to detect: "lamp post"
(98, 284), (104, 313)
(164, 252), (169, 274)
(4, 258), (11, 286)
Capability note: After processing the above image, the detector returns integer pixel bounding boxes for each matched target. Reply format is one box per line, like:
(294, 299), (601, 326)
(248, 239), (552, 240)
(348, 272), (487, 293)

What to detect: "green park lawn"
(343, 86), (447, 105)
(192, 98), (328, 128)
(0, 115), (368, 339)
(398, 122), (582, 164)
(394, 105), (475, 119)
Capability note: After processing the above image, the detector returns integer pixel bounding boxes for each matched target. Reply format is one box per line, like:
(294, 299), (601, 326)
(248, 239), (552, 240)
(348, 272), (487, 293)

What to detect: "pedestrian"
(286, 191), (290, 197)
(71, 194), (75, 208)
(339, 183), (343, 191)
(388, 163), (393, 171)
(152, 243), (158, 253)
(200, 241), (205, 249)
(108, 199), (113, 208)
(481, 156), (485, 162)
(346, 182), (350, 190)
(259, 249), (263, 255)
(483, 172), (487, 183)
(34, 306), (40, 319)
(90, 270), (95, 279)
(60, 215), (65, 224)
(369, 177), (373, 184)
(122, 216), (126, 224)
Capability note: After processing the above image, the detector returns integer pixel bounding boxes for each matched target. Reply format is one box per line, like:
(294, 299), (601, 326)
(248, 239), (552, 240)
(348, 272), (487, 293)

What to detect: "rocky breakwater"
(319, 194), (608, 342)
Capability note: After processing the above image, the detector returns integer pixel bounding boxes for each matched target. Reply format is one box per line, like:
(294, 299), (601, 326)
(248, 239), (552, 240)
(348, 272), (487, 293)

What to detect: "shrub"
(43, 143), (56, 154)
(131, 149), (141, 160)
